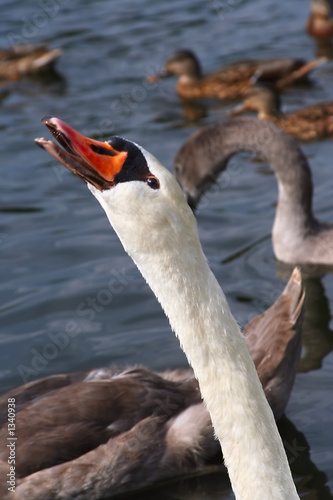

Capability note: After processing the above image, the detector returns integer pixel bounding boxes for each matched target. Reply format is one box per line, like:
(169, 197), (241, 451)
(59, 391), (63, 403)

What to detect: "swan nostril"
(90, 144), (117, 156)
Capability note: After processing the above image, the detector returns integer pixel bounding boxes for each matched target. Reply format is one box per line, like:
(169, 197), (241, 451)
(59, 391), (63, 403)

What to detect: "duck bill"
(35, 117), (127, 191)
(146, 68), (169, 83)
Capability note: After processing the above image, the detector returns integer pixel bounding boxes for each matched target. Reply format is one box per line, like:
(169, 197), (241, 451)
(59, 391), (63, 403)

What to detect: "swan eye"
(146, 176), (160, 190)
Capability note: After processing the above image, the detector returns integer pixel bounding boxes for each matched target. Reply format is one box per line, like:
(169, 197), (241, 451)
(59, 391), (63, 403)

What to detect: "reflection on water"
(299, 277), (333, 373)
(276, 262), (333, 374)
(279, 416), (333, 500)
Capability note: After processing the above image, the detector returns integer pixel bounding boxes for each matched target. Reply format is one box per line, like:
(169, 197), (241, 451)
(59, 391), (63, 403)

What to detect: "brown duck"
(148, 49), (325, 101)
(0, 268), (303, 500)
(0, 44), (62, 81)
(307, 0), (333, 38)
(228, 83), (333, 141)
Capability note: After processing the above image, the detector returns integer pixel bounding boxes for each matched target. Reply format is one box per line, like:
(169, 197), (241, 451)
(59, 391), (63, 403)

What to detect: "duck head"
(147, 50), (202, 83)
(228, 83), (281, 119)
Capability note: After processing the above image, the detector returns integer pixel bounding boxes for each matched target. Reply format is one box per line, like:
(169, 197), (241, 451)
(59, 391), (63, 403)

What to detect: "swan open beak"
(35, 117), (128, 191)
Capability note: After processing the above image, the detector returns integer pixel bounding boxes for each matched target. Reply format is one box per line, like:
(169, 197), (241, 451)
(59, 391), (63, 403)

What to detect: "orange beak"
(35, 117), (128, 190)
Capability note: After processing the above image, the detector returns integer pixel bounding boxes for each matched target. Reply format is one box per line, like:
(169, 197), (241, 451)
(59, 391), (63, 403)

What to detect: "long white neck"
(89, 157), (299, 499)
(132, 233), (298, 500)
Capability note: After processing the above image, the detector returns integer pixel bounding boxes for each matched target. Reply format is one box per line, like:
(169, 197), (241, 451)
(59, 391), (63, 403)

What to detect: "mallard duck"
(174, 117), (333, 265)
(0, 44), (62, 81)
(228, 84), (333, 141)
(147, 49), (325, 101)
(307, 0), (333, 38)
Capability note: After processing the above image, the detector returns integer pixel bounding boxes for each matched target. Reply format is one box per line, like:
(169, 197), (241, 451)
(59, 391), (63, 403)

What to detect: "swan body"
(148, 50), (325, 101)
(0, 269), (304, 500)
(0, 273), (303, 499)
(174, 117), (333, 266)
(0, 44), (62, 81)
(229, 83), (333, 141)
(34, 117), (300, 499)
(0, 367), (209, 499)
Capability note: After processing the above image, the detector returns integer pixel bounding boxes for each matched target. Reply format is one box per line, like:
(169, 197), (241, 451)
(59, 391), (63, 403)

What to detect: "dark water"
(1, 0), (333, 498)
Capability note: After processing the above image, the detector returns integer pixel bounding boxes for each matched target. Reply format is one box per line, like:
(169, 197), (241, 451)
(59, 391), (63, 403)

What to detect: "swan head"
(35, 117), (197, 258)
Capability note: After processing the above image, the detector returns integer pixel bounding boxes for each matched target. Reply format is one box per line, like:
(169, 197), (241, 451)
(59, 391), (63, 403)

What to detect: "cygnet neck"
(175, 117), (323, 263)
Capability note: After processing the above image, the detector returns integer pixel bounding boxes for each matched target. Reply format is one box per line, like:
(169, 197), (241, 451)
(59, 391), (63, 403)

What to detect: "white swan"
(35, 117), (300, 500)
